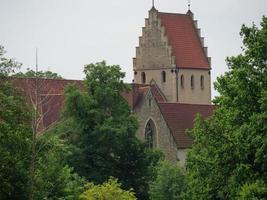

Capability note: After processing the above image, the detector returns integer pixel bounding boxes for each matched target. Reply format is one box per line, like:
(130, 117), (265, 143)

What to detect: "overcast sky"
(1, 0), (266, 97)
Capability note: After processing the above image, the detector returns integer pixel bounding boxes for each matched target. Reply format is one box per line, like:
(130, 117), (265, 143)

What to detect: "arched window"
(181, 75), (184, 88)
(200, 75), (204, 89)
(145, 120), (155, 148)
(161, 71), (166, 83)
(191, 75), (194, 89)
(141, 72), (146, 84)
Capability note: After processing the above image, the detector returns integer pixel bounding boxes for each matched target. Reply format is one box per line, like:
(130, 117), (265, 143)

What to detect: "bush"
(79, 178), (137, 200)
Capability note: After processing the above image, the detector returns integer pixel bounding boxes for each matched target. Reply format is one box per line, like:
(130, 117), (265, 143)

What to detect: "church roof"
(158, 102), (215, 148)
(158, 12), (210, 69)
(9, 77), (83, 131)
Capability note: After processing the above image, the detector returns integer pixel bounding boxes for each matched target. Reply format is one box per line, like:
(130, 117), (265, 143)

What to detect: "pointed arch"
(144, 119), (156, 148)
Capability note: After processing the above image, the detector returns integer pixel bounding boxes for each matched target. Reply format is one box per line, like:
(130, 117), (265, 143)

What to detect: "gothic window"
(145, 120), (155, 148)
(200, 75), (204, 89)
(191, 75), (194, 89)
(141, 72), (146, 83)
(161, 71), (166, 83)
(181, 75), (184, 88)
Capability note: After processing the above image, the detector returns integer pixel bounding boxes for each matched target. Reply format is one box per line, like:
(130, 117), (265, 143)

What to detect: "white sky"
(1, 0), (266, 98)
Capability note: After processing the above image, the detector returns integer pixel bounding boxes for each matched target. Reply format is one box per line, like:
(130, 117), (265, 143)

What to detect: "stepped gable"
(158, 103), (215, 148)
(158, 11), (210, 69)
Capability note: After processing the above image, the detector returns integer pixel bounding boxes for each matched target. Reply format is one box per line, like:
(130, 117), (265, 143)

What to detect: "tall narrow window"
(161, 71), (166, 83)
(181, 75), (184, 88)
(200, 75), (204, 89)
(141, 72), (146, 84)
(145, 119), (156, 148)
(191, 75), (194, 89)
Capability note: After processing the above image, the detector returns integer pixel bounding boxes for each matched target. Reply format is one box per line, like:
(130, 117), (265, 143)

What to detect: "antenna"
(188, 0), (191, 10)
(35, 48), (38, 74)
(152, 0), (155, 7)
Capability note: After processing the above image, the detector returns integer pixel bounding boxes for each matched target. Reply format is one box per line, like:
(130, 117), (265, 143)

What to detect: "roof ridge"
(158, 11), (187, 16)
(8, 76), (83, 82)
(158, 102), (214, 106)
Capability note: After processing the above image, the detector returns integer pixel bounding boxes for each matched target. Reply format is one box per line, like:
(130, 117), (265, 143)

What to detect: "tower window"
(181, 75), (184, 88)
(191, 75), (194, 89)
(200, 75), (204, 89)
(161, 71), (166, 83)
(141, 72), (146, 84)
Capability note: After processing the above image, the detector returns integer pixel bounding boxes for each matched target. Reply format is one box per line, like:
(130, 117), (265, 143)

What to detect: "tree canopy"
(80, 178), (137, 200)
(13, 69), (63, 79)
(184, 16), (267, 199)
(0, 45), (84, 200)
(149, 161), (185, 200)
(60, 61), (162, 200)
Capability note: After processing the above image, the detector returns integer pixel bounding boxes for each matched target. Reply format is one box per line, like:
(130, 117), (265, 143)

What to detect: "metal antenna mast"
(188, 0), (191, 10)
(152, 0), (155, 7)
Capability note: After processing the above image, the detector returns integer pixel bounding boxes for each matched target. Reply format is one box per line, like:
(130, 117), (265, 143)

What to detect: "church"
(10, 6), (215, 165)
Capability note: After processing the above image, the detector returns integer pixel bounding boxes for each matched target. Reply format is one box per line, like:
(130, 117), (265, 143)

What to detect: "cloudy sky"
(1, 0), (266, 97)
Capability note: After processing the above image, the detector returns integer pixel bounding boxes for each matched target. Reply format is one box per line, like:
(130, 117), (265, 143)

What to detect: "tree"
(149, 161), (185, 200)
(184, 16), (267, 199)
(33, 133), (85, 200)
(13, 68), (63, 79)
(0, 45), (85, 199)
(0, 45), (21, 77)
(61, 61), (162, 200)
(79, 178), (137, 200)
(0, 77), (32, 200)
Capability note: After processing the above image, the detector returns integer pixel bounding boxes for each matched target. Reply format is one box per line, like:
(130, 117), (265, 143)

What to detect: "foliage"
(149, 161), (185, 200)
(238, 180), (267, 200)
(33, 133), (86, 200)
(0, 81), (32, 200)
(79, 178), (137, 200)
(0, 45), (21, 76)
(0, 44), (84, 199)
(13, 68), (63, 79)
(61, 61), (162, 200)
(183, 16), (267, 199)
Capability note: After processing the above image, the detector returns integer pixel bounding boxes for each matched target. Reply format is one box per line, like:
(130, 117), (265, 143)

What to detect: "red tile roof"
(158, 12), (210, 69)
(9, 77), (84, 131)
(150, 84), (167, 102)
(8, 78), (149, 130)
(158, 103), (215, 148)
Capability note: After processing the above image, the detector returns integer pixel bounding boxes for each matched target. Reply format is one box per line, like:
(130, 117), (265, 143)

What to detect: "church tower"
(133, 6), (212, 104)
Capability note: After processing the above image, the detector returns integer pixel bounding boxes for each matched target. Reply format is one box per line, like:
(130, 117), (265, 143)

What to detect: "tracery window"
(145, 120), (155, 148)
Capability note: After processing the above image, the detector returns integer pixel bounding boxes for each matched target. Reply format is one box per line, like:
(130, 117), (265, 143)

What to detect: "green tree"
(33, 133), (85, 200)
(13, 68), (63, 79)
(61, 61), (162, 200)
(184, 17), (267, 199)
(0, 45), (21, 77)
(79, 178), (137, 200)
(0, 78), (32, 199)
(0, 45), (84, 200)
(149, 161), (185, 200)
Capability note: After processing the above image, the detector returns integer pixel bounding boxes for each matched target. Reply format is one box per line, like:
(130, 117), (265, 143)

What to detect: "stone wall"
(135, 89), (178, 163)
(133, 8), (176, 102)
(178, 69), (211, 104)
